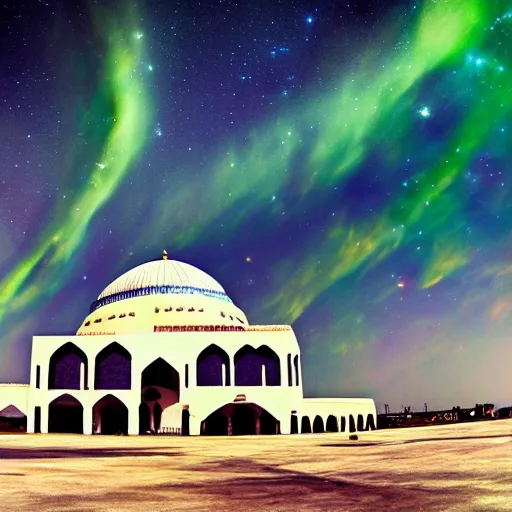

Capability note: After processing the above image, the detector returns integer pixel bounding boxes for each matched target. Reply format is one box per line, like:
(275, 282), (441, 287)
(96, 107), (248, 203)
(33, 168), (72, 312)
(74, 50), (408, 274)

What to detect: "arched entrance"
(48, 394), (83, 434)
(93, 395), (128, 435)
(201, 402), (279, 436)
(301, 416), (312, 433)
(326, 415), (338, 432)
(367, 414), (376, 430)
(140, 358), (179, 433)
(232, 405), (255, 435)
(313, 415), (324, 433)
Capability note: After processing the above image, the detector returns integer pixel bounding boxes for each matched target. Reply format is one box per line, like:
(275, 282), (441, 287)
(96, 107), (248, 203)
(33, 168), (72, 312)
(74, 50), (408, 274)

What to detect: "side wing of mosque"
(0, 252), (376, 436)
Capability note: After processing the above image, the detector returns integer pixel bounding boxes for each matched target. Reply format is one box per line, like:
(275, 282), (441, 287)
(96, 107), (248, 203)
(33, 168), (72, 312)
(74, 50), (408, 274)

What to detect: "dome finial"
(162, 250), (168, 260)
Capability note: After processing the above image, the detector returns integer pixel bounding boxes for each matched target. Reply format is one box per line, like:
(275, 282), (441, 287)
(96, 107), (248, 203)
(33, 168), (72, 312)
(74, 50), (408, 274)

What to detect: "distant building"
(0, 252), (376, 436)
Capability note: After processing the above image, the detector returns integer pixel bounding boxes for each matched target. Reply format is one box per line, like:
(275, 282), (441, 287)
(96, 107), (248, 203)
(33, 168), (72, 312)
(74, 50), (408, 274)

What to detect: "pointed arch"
(287, 354), (292, 386)
(48, 394), (83, 434)
(313, 415), (324, 433)
(197, 344), (230, 386)
(141, 357), (180, 398)
(234, 345), (280, 386)
(293, 355), (299, 386)
(366, 414), (376, 431)
(357, 414), (365, 431)
(92, 394), (128, 435)
(326, 415), (338, 432)
(340, 416), (346, 432)
(94, 342), (131, 390)
(301, 416), (312, 433)
(48, 342), (88, 390)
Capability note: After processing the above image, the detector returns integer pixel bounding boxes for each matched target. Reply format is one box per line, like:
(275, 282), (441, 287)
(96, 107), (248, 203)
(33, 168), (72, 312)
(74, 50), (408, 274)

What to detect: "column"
(127, 403), (139, 435)
(26, 406), (34, 433)
(83, 403), (93, 435)
(87, 361), (94, 391)
(230, 360), (235, 386)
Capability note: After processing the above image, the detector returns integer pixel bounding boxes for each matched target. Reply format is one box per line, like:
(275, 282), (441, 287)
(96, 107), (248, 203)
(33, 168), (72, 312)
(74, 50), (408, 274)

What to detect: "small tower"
(162, 250), (168, 260)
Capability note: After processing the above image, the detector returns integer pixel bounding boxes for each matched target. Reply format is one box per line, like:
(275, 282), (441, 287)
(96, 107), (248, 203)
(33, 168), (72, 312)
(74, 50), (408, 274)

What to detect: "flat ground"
(1, 421), (512, 511)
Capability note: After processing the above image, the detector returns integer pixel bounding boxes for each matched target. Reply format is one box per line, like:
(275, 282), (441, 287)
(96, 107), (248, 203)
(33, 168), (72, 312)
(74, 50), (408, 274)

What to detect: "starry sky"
(1, 0), (511, 412)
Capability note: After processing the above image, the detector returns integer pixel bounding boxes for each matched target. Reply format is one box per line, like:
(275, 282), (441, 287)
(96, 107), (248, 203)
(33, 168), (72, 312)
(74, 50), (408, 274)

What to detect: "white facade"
(0, 254), (376, 436)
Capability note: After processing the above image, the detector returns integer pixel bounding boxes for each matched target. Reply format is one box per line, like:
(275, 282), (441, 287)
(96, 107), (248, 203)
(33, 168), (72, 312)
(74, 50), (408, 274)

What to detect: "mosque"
(0, 252), (376, 436)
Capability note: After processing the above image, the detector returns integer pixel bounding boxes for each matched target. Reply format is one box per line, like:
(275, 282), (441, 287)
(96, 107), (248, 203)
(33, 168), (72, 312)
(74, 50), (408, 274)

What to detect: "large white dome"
(77, 253), (248, 335)
(97, 258), (228, 301)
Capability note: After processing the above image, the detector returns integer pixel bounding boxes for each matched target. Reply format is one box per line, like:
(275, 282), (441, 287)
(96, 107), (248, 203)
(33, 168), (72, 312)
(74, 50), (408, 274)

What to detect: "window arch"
(293, 355), (299, 386)
(48, 394), (83, 433)
(197, 344), (230, 386)
(48, 342), (88, 390)
(234, 345), (280, 386)
(340, 416), (346, 432)
(94, 342), (132, 390)
(349, 414), (356, 433)
(287, 354), (292, 386)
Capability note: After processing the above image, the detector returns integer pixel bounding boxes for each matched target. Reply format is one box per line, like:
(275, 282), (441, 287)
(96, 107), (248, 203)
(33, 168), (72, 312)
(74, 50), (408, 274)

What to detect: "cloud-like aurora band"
(141, 0), (489, 252)
(138, 0), (505, 324)
(0, 15), (150, 326)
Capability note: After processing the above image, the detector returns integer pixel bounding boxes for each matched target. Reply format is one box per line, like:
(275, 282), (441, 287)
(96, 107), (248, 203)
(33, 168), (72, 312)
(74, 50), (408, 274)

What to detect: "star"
(306, 16), (314, 24)
(419, 106), (431, 118)
(245, 257), (252, 263)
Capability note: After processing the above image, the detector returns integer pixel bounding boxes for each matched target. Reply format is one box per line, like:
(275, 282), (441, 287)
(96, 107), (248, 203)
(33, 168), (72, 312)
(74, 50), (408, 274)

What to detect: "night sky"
(1, 0), (511, 412)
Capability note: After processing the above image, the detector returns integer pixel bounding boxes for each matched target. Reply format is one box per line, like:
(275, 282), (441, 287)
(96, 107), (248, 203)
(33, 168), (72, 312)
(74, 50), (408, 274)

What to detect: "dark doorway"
(95, 343), (132, 390)
(301, 416), (312, 433)
(197, 344), (230, 386)
(326, 415), (338, 432)
(367, 414), (376, 430)
(232, 404), (256, 435)
(139, 402), (150, 434)
(357, 414), (365, 431)
(48, 343), (87, 390)
(141, 358), (179, 398)
(290, 413), (298, 434)
(181, 408), (190, 436)
(349, 415), (356, 433)
(34, 406), (41, 433)
(48, 394), (83, 434)
(340, 416), (346, 432)
(201, 411), (228, 436)
(260, 410), (279, 434)
(313, 415), (324, 433)
(93, 395), (128, 435)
